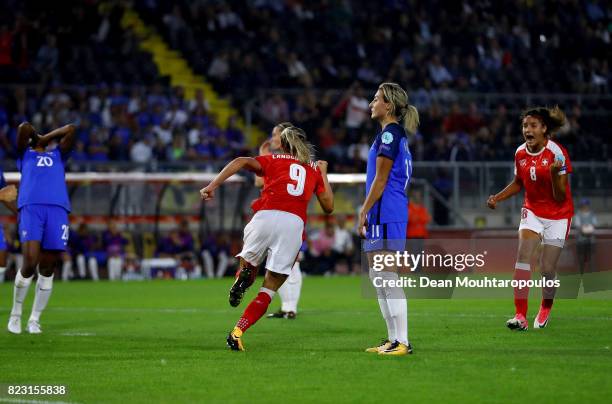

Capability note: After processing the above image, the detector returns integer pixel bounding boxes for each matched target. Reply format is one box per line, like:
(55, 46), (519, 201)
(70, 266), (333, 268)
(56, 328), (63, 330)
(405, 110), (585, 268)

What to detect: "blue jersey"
(17, 147), (71, 212)
(365, 123), (412, 225)
(0, 167), (6, 189)
(0, 168), (5, 251)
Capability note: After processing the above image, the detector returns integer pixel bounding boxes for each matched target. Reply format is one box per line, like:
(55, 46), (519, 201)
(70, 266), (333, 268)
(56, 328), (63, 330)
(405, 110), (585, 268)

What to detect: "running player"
(358, 82), (419, 356)
(487, 106), (572, 330)
(0, 169), (18, 282)
(7, 121), (75, 334)
(200, 126), (333, 351)
(256, 122), (305, 319)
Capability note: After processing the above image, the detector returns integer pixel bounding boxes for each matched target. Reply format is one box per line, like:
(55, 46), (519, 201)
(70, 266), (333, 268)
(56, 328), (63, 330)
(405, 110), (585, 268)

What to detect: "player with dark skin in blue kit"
(7, 121), (76, 334)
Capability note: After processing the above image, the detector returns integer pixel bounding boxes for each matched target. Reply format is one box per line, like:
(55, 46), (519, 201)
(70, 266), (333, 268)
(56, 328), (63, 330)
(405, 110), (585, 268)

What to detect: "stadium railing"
(2, 162), (609, 231)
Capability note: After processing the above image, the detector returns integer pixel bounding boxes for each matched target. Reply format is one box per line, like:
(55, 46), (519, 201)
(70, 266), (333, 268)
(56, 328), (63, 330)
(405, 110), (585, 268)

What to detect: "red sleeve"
(254, 155), (272, 177)
(314, 168), (325, 195)
(562, 146), (572, 174)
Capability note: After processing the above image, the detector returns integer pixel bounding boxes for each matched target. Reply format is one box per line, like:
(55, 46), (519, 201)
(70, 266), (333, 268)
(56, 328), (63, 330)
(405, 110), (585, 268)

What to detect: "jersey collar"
(524, 139), (548, 156)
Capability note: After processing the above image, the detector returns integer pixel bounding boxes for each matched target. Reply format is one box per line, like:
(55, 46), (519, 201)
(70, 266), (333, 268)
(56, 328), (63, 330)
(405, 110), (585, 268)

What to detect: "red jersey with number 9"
(514, 139), (573, 220)
(251, 154), (325, 224)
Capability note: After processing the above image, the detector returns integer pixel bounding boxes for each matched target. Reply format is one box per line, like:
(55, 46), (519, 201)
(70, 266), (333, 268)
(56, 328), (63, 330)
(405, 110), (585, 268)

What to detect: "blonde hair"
(280, 126), (314, 164)
(521, 105), (567, 135)
(275, 122), (293, 131)
(378, 82), (420, 134)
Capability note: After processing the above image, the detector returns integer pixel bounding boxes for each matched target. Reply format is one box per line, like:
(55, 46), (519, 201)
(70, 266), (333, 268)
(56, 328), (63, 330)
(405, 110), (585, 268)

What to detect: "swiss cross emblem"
(542, 159), (548, 166)
(519, 159), (526, 167)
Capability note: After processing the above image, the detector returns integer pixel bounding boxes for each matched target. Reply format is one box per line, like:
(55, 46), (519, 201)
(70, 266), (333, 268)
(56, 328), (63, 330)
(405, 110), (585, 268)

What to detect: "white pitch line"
(0, 399), (79, 404)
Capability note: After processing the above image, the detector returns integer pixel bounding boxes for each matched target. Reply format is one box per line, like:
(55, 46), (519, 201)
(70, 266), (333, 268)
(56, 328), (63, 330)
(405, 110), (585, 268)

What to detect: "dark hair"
(521, 106), (567, 135)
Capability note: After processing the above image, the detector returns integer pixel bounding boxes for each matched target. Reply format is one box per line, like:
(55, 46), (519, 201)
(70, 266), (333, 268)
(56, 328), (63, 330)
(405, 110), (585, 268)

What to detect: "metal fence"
(2, 161), (609, 230)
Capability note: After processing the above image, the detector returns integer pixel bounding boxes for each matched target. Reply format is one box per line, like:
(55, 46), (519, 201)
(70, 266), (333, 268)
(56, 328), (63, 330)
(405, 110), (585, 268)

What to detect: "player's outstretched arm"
(487, 176), (522, 209)
(200, 157), (263, 201)
(315, 160), (334, 214)
(358, 156), (393, 237)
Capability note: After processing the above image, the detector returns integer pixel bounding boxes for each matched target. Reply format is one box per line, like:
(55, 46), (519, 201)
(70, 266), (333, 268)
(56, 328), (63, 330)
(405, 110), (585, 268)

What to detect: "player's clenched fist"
(200, 186), (215, 201)
(486, 195), (497, 210)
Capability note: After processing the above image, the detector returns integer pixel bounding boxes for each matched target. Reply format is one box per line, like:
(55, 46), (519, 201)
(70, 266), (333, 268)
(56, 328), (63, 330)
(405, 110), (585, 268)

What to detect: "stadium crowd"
(0, 0), (609, 167)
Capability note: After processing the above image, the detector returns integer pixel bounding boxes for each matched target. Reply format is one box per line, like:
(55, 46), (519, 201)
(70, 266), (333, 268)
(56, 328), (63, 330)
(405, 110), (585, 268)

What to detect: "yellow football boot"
(227, 327), (245, 351)
(365, 339), (392, 353)
(378, 341), (413, 356)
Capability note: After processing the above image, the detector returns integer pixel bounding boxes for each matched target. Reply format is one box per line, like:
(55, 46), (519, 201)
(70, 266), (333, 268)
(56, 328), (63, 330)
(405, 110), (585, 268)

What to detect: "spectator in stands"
(175, 220), (201, 279)
(337, 83), (370, 142)
(574, 199), (598, 274)
(331, 215), (355, 274)
(103, 221), (128, 280)
(308, 220), (336, 274)
(201, 232), (230, 278)
(407, 190), (431, 264)
(130, 135), (154, 163)
(261, 93), (290, 124)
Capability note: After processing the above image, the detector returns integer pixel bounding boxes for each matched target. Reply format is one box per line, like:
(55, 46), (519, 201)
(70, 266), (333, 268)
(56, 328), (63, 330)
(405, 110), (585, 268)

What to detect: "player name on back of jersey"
(272, 154), (317, 169)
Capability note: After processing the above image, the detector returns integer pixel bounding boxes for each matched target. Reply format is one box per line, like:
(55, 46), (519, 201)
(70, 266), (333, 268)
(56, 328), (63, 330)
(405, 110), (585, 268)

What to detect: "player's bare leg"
(534, 244), (563, 329)
(507, 230), (540, 331)
(228, 270), (288, 351)
(8, 240), (40, 334)
(229, 257), (259, 307)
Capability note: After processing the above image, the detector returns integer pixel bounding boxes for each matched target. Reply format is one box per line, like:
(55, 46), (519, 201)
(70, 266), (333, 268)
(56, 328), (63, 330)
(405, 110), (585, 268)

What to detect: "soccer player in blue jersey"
(0, 169), (18, 283)
(7, 121), (76, 334)
(358, 83), (419, 356)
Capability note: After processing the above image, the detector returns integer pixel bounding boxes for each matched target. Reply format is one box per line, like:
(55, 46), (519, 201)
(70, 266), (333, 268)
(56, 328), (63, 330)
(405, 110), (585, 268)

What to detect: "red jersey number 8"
(287, 163), (306, 196)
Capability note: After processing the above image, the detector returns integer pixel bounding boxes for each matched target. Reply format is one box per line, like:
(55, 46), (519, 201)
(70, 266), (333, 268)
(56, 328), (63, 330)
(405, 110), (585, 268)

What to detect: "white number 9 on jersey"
(287, 163), (306, 196)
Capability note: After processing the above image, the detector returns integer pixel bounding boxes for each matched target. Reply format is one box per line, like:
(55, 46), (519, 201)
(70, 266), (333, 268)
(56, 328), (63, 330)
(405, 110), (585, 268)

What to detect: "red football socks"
(236, 291), (272, 332)
(513, 265), (531, 317)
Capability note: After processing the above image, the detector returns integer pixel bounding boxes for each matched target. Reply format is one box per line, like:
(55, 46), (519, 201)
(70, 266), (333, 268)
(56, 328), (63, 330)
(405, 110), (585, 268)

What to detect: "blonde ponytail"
(378, 82), (419, 135)
(280, 126), (315, 164)
(403, 105), (420, 134)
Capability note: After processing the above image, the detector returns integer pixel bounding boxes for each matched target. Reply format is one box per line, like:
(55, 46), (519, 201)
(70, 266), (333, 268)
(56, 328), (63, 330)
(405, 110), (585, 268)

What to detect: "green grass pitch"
(0, 277), (610, 403)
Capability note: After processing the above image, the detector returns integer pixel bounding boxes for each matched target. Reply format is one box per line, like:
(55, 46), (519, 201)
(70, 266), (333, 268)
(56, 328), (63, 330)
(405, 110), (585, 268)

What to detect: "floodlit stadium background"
(0, 1), (611, 402)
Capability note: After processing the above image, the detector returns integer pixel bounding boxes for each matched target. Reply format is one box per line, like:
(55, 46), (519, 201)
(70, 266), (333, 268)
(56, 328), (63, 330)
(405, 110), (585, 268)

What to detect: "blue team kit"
(0, 168), (6, 251)
(364, 123), (412, 252)
(17, 147), (71, 250)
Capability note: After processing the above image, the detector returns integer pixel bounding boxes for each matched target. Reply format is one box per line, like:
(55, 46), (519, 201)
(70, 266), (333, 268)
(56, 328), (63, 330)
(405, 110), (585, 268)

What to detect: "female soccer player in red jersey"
(487, 106), (573, 331)
(200, 126), (334, 350)
(256, 122), (305, 319)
